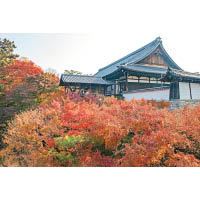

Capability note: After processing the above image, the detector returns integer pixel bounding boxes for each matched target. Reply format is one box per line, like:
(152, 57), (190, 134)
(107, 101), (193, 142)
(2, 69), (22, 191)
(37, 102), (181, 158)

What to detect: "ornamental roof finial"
(156, 36), (162, 42)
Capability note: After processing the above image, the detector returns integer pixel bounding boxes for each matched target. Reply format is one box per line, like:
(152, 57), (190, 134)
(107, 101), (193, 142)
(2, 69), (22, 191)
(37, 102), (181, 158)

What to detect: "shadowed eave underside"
(161, 67), (200, 83)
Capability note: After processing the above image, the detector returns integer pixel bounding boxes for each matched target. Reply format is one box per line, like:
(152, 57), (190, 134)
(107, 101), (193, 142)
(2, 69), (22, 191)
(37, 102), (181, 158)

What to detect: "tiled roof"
(59, 74), (112, 86)
(94, 37), (181, 77)
(160, 67), (200, 82)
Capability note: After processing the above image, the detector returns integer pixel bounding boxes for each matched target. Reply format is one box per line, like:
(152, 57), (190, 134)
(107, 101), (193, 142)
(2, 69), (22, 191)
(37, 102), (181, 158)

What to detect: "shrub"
(1, 95), (200, 167)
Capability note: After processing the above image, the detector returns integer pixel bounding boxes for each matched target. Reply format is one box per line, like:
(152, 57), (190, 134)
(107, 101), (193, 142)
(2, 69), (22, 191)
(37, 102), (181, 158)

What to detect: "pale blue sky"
(1, 33), (200, 76)
(2, 1), (200, 78)
(1, 32), (200, 76)
(0, 33), (96, 75)
(1, 0), (200, 76)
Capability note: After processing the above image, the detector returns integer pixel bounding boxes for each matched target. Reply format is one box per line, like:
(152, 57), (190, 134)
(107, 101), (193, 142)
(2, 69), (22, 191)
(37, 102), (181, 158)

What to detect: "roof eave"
(103, 65), (165, 80)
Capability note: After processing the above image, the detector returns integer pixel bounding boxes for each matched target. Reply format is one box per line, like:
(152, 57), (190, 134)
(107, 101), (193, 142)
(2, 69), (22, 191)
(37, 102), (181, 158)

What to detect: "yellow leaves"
(150, 147), (167, 164)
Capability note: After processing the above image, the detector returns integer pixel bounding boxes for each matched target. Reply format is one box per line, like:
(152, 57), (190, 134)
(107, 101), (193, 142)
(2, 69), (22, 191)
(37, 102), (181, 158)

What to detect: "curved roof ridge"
(97, 37), (161, 72)
(94, 37), (163, 77)
(158, 43), (182, 70)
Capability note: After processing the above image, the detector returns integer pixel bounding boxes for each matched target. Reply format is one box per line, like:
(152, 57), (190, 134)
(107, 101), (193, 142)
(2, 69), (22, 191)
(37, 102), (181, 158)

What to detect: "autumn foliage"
(0, 59), (43, 92)
(1, 92), (200, 167)
(0, 59), (61, 148)
(1, 59), (200, 167)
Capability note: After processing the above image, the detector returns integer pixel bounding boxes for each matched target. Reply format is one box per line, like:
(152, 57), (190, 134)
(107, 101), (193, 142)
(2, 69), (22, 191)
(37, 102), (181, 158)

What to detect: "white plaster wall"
(179, 82), (190, 99)
(191, 83), (200, 99)
(123, 89), (169, 101)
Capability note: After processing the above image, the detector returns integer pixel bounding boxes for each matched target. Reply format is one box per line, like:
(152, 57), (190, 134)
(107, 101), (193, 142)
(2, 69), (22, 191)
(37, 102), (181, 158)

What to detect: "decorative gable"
(137, 47), (169, 68)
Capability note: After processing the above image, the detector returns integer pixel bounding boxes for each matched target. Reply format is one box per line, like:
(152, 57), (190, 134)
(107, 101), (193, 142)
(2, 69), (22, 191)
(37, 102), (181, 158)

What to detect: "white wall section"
(123, 89), (169, 101)
(190, 83), (200, 99)
(179, 82), (190, 99)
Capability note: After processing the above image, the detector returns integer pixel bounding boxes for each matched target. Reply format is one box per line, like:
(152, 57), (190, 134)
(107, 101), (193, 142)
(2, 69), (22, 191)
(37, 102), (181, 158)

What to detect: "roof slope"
(59, 74), (112, 86)
(94, 37), (181, 77)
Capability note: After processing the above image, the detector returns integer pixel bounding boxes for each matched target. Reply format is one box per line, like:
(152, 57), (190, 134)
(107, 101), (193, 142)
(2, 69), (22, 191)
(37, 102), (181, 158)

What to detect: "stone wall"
(169, 99), (200, 110)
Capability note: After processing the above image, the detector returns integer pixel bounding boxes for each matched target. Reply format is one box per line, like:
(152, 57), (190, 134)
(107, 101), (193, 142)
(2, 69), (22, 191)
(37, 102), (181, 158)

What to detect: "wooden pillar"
(189, 82), (192, 99)
(176, 82), (180, 99)
(116, 81), (119, 94)
(169, 83), (173, 100)
(119, 83), (121, 93)
(104, 86), (106, 96)
(117, 81), (118, 94)
(78, 83), (80, 94)
(170, 82), (180, 100)
(113, 83), (116, 95)
(125, 72), (128, 91)
(98, 84), (100, 94)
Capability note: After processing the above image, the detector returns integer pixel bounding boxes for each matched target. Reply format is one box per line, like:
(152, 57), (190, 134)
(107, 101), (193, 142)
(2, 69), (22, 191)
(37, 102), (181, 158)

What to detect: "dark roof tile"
(59, 74), (112, 86)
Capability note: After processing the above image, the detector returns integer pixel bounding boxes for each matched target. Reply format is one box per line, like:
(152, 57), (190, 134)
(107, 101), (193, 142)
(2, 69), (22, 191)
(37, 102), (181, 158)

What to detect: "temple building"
(59, 37), (200, 101)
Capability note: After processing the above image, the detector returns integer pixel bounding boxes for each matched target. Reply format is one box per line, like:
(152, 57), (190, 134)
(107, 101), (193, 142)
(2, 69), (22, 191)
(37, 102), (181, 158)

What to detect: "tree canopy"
(64, 69), (92, 76)
(64, 69), (83, 75)
(0, 38), (19, 67)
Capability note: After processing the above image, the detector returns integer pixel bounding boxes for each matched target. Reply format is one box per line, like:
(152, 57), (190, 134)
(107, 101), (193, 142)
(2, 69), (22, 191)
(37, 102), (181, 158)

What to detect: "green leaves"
(64, 69), (83, 75)
(55, 135), (84, 149)
(0, 38), (19, 67)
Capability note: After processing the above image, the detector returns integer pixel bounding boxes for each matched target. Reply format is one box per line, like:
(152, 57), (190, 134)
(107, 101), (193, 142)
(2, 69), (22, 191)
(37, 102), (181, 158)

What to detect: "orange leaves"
(0, 105), (65, 166)
(79, 151), (117, 167)
(7, 59), (42, 77)
(2, 91), (200, 167)
(60, 97), (172, 155)
(47, 139), (56, 148)
(62, 97), (131, 150)
(1, 59), (43, 93)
